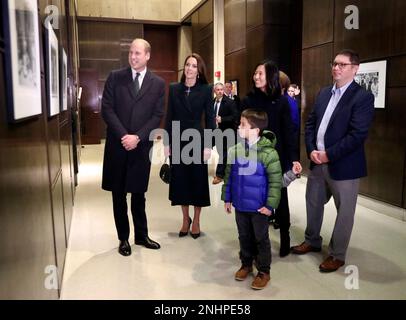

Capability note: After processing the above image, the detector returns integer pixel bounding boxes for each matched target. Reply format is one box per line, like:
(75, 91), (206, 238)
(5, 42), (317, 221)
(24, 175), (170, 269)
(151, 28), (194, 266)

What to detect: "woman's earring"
(197, 73), (200, 79)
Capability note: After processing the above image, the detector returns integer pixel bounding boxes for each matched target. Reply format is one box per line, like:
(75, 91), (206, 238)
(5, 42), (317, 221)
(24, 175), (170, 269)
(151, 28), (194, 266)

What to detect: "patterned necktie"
(134, 72), (140, 95)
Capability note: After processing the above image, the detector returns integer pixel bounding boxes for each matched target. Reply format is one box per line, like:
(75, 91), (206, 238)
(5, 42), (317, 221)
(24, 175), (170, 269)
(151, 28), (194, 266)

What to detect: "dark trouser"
(275, 187), (291, 231)
(235, 211), (271, 274)
(112, 192), (148, 241)
(215, 138), (228, 179)
(215, 144), (227, 178)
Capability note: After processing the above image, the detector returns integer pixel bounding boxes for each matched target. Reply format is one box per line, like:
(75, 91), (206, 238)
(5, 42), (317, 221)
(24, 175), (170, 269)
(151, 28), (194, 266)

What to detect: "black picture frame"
(2, 0), (42, 122)
(45, 20), (59, 117)
(60, 47), (67, 111)
(354, 60), (387, 109)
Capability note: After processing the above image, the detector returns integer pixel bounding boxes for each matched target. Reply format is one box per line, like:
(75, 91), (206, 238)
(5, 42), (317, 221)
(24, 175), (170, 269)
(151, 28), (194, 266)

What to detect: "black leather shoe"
(134, 237), (161, 249)
(118, 240), (131, 256)
(179, 217), (192, 237)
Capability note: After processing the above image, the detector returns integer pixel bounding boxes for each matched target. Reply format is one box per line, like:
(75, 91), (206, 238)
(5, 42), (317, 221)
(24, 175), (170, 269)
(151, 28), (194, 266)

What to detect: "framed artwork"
(2, 0), (42, 122)
(45, 21), (59, 117)
(230, 79), (239, 97)
(354, 60), (387, 109)
(60, 47), (67, 111)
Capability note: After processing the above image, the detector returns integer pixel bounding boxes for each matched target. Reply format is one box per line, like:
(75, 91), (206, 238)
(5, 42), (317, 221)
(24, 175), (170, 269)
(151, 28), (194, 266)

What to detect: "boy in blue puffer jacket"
(221, 109), (282, 290)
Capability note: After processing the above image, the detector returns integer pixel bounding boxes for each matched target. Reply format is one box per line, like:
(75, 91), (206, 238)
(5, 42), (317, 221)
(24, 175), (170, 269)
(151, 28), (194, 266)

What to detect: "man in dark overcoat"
(212, 82), (239, 184)
(102, 38), (165, 256)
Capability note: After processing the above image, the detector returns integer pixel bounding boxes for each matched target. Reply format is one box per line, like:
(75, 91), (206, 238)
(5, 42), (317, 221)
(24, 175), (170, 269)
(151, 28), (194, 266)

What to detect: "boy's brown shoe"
(235, 266), (253, 281)
(251, 272), (271, 290)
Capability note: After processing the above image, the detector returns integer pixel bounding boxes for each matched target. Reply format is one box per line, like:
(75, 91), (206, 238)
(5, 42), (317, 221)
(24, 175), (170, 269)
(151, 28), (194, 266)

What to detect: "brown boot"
(235, 266), (253, 281)
(251, 272), (271, 290)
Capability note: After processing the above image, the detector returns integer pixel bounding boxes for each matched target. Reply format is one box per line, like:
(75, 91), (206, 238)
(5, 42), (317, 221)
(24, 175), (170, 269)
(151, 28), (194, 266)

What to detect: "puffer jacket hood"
(258, 130), (277, 149)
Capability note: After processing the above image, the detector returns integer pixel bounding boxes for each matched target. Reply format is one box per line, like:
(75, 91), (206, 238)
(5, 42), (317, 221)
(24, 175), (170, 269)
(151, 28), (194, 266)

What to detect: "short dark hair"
(180, 53), (208, 84)
(241, 109), (268, 132)
(336, 49), (360, 65)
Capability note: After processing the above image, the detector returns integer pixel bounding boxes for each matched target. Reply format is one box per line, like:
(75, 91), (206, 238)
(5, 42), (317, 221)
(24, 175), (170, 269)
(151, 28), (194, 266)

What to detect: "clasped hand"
(310, 150), (329, 164)
(121, 134), (140, 151)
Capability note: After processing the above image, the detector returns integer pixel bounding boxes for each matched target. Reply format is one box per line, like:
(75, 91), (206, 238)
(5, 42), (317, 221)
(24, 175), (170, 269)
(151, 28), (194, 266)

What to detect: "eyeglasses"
(330, 62), (358, 69)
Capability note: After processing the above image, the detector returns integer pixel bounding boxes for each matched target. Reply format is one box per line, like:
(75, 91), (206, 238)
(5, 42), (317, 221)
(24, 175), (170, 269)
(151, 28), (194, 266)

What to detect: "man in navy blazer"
(102, 39), (165, 256)
(291, 49), (374, 272)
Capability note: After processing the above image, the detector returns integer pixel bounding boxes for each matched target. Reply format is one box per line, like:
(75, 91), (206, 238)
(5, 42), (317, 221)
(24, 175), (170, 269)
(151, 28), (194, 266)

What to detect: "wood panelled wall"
(191, 0), (214, 82)
(0, 0), (79, 299)
(224, 0), (302, 98)
(144, 24), (179, 128)
(78, 20), (178, 141)
(301, 0), (406, 208)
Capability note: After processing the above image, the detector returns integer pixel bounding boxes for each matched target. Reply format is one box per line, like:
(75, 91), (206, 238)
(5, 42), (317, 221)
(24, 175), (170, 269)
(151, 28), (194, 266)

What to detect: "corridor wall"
(301, 0), (406, 209)
(0, 0), (79, 299)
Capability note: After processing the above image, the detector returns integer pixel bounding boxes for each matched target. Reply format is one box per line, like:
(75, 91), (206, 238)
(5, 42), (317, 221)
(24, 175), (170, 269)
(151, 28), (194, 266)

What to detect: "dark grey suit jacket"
(215, 96), (239, 131)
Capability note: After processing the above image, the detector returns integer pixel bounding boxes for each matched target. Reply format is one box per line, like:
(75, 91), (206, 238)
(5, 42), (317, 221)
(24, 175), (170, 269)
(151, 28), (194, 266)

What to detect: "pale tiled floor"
(61, 141), (406, 300)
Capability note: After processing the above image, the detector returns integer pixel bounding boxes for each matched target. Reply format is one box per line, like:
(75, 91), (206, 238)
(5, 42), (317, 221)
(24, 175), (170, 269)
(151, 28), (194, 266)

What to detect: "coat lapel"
(326, 81), (358, 130)
(219, 98), (227, 116)
(126, 69), (154, 102)
(178, 84), (192, 113)
(134, 70), (153, 102)
(126, 67), (137, 101)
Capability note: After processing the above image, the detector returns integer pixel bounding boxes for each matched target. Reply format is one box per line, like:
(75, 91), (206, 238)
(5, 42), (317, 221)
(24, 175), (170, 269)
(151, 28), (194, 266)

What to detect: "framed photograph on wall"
(45, 21), (59, 117)
(60, 47), (67, 111)
(354, 60), (387, 109)
(230, 79), (239, 97)
(2, 0), (42, 122)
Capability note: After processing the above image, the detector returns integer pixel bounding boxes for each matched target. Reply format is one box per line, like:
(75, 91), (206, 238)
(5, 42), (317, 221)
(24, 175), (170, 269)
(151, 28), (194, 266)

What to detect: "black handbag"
(159, 157), (171, 184)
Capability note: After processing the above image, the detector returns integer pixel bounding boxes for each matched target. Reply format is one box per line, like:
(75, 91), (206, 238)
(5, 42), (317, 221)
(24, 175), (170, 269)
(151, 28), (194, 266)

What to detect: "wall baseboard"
(357, 195), (406, 222)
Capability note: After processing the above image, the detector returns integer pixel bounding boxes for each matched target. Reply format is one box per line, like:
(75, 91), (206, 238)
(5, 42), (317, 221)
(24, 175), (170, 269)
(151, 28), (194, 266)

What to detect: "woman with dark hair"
(241, 60), (299, 257)
(164, 53), (215, 239)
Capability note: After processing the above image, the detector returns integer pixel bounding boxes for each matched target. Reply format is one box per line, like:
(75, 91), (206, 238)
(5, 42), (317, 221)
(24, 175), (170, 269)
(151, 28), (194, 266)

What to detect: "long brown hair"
(180, 53), (208, 84)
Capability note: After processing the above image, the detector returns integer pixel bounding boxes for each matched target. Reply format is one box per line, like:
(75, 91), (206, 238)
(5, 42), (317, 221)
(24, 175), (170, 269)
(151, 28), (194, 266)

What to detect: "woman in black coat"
(241, 60), (300, 257)
(164, 53), (215, 239)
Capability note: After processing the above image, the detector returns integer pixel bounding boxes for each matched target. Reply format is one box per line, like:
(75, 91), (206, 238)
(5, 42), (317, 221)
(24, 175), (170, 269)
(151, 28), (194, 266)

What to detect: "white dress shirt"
(214, 98), (222, 117)
(316, 80), (353, 151)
